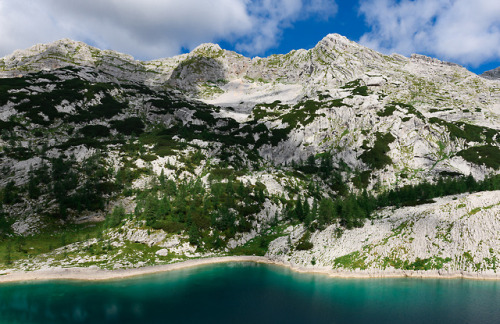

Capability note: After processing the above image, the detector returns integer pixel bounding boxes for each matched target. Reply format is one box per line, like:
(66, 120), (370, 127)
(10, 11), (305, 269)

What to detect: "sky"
(0, 0), (499, 74)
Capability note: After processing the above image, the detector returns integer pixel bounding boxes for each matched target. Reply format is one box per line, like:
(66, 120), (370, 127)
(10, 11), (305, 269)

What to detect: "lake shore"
(1, 256), (500, 283)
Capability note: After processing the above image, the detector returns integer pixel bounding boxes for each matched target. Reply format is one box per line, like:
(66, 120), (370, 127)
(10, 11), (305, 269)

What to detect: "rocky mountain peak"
(319, 33), (351, 44)
(5, 38), (93, 61)
(315, 33), (363, 53)
(192, 43), (223, 54)
(481, 66), (500, 80)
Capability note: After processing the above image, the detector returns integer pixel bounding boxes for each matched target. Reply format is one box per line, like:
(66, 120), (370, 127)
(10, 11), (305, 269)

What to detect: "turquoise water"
(0, 263), (499, 324)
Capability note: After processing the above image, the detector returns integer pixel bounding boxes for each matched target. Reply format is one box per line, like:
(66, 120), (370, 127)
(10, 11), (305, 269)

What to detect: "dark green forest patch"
(360, 132), (396, 169)
(457, 145), (500, 170)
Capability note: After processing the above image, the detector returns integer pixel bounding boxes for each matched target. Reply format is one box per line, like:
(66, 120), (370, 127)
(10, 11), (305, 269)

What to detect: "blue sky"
(218, 0), (500, 74)
(220, 0), (365, 57)
(1, 0), (499, 74)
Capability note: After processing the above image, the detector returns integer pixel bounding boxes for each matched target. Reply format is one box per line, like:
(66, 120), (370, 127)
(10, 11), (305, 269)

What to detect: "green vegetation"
(295, 231), (314, 251)
(88, 95), (126, 119)
(133, 174), (267, 251)
(457, 145), (500, 170)
(280, 171), (500, 234)
(334, 251), (367, 269)
(380, 256), (452, 271)
(282, 100), (324, 128)
(11, 152), (117, 218)
(79, 125), (110, 138)
(0, 222), (107, 266)
(137, 128), (188, 156)
(360, 132), (396, 169)
(231, 230), (284, 256)
(6, 72), (122, 126)
(429, 118), (499, 144)
(352, 170), (372, 189)
(111, 117), (145, 135)
(341, 79), (369, 96)
(2, 63), (500, 272)
(377, 104), (397, 117)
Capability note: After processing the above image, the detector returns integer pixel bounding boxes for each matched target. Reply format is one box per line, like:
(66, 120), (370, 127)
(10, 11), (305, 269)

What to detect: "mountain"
(0, 35), (499, 277)
(482, 67), (500, 80)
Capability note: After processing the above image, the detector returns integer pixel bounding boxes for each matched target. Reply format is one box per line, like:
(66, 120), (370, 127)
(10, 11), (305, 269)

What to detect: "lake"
(0, 263), (499, 323)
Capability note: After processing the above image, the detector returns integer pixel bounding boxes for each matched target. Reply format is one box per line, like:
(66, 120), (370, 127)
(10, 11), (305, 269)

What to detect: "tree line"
(285, 173), (500, 231)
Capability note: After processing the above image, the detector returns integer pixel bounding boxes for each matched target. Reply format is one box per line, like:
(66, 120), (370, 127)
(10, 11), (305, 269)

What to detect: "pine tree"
(226, 179), (235, 206)
(295, 196), (304, 221)
(107, 205), (126, 228)
(303, 198), (310, 220)
(318, 198), (335, 228)
(188, 223), (200, 246)
(165, 179), (177, 196)
(319, 152), (333, 179)
(307, 199), (318, 228)
(157, 196), (170, 219)
(305, 199), (317, 229)
(28, 166), (41, 199)
(466, 174), (477, 191)
(306, 154), (316, 168)
(2, 181), (18, 205)
(143, 194), (159, 226)
(211, 231), (223, 249)
(237, 181), (246, 198)
(257, 189), (266, 203)
(5, 241), (12, 265)
(37, 161), (50, 184)
(159, 169), (166, 189)
(0, 203), (11, 237)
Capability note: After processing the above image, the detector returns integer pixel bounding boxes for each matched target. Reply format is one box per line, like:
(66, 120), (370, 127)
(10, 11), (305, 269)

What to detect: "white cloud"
(359, 0), (500, 66)
(0, 0), (337, 60)
(236, 0), (337, 54)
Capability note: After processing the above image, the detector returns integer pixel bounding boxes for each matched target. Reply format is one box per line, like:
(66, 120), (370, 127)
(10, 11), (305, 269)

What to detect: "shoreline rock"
(1, 256), (499, 284)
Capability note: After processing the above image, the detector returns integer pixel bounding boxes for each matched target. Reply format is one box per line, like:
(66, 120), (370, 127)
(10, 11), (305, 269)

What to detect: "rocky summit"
(0, 34), (499, 276)
(482, 67), (500, 80)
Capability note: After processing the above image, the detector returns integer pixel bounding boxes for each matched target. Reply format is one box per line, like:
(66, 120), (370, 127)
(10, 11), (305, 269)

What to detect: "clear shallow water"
(0, 263), (499, 324)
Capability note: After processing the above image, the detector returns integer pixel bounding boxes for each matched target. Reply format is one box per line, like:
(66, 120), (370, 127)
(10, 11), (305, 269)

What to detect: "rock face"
(1, 34), (499, 191)
(0, 34), (499, 274)
(267, 190), (500, 274)
(482, 67), (500, 80)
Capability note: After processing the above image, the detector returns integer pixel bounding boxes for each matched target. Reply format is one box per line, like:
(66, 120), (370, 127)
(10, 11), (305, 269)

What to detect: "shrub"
(352, 170), (372, 189)
(429, 118), (499, 144)
(80, 125), (110, 138)
(457, 145), (500, 170)
(377, 104), (397, 117)
(359, 132), (396, 169)
(112, 117), (145, 135)
(296, 231), (314, 251)
(106, 205), (126, 227)
(88, 95), (126, 119)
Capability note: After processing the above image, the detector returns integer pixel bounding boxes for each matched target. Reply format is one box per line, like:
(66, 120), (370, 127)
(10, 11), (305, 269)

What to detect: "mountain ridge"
(482, 66), (500, 80)
(2, 35), (496, 119)
(0, 34), (478, 88)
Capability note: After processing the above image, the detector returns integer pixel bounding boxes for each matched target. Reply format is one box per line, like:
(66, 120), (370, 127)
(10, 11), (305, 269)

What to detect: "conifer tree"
(0, 203), (11, 237)
(318, 198), (335, 228)
(237, 181), (246, 198)
(303, 198), (310, 220)
(295, 196), (304, 221)
(307, 154), (315, 167)
(28, 166), (40, 199)
(5, 241), (12, 265)
(3, 181), (18, 205)
(159, 169), (166, 189)
(319, 152), (333, 179)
